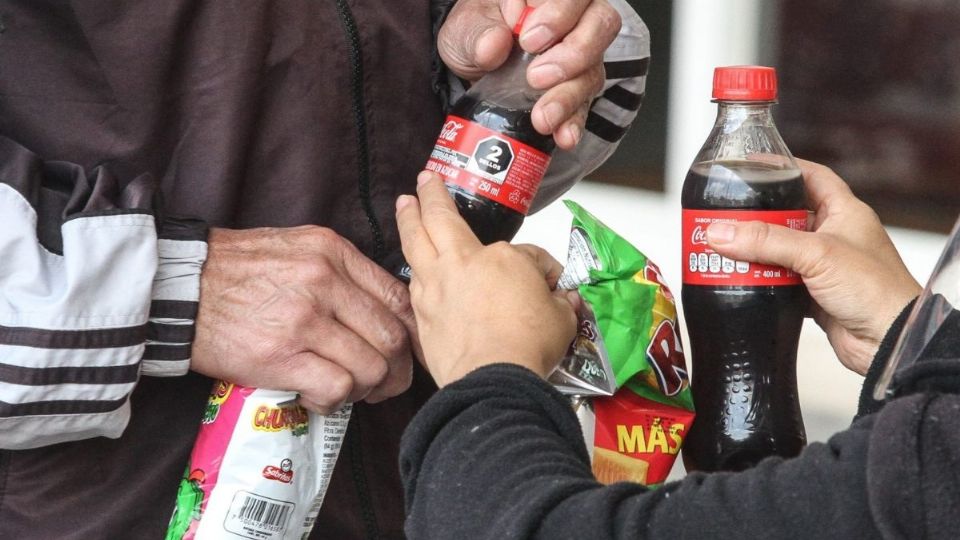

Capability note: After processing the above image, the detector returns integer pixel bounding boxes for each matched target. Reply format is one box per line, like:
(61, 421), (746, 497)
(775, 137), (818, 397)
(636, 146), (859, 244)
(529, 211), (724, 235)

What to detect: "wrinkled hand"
(192, 227), (417, 413)
(706, 159), (922, 375)
(395, 171), (578, 386)
(439, 0), (621, 150)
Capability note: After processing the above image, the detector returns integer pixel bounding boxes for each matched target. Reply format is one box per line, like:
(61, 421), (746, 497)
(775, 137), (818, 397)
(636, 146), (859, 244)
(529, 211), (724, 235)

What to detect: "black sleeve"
(856, 298), (918, 419)
(400, 364), (882, 539)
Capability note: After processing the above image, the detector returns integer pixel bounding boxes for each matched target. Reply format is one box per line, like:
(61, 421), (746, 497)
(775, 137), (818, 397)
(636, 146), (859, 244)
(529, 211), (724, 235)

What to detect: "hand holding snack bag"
(551, 201), (695, 487)
(165, 382), (350, 540)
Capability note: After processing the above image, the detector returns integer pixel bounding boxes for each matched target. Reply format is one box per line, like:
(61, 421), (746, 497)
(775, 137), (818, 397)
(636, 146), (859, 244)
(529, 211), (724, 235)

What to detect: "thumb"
(706, 221), (825, 278)
(438, 0), (516, 81)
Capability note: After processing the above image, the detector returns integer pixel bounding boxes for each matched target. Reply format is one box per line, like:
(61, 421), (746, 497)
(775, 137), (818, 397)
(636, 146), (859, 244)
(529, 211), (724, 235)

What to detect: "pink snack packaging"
(165, 381), (350, 540)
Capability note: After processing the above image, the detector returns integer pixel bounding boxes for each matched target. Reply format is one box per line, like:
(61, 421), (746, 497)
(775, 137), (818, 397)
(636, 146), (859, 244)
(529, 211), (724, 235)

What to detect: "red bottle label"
(425, 115), (551, 215)
(682, 209), (808, 286)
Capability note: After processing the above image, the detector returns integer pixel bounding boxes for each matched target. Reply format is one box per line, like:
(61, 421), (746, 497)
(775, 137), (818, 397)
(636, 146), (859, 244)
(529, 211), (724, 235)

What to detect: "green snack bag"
(549, 201), (695, 486)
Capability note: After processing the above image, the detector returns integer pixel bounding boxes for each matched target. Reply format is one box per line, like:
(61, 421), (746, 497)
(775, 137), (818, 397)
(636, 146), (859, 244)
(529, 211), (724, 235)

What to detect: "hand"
(705, 159), (922, 375)
(395, 171), (578, 386)
(439, 0), (621, 150)
(192, 226), (417, 413)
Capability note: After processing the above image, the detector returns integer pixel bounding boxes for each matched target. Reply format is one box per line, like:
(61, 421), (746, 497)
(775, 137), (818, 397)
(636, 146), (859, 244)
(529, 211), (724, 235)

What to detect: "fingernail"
(541, 101), (565, 131)
(520, 25), (554, 53)
(707, 223), (736, 244)
(566, 123), (582, 146)
(417, 171), (435, 186)
(529, 63), (565, 87)
(396, 195), (413, 211)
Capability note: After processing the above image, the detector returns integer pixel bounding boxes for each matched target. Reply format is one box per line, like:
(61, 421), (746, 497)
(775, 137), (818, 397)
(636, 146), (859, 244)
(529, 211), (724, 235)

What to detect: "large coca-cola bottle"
(680, 66), (808, 472)
(391, 7), (554, 280)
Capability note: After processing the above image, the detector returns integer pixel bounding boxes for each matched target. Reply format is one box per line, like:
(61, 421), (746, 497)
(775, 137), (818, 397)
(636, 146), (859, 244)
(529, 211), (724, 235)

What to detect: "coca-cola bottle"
(680, 66), (808, 472)
(391, 7), (554, 280)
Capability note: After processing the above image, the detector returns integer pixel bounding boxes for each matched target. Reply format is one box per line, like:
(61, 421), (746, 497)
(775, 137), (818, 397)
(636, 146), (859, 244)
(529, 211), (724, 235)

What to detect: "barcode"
(224, 491), (296, 539)
(240, 495), (290, 527)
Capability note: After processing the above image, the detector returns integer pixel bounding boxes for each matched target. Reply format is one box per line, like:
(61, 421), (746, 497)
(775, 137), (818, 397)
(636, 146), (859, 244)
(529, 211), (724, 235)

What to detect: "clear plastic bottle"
(390, 7), (554, 280)
(680, 66), (808, 472)
(428, 6), (556, 244)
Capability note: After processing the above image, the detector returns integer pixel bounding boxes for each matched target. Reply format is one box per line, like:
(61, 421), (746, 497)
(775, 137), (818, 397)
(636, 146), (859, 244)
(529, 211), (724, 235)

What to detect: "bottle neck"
(713, 101), (776, 130)
(466, 42), (541, 108)
(691, 100), (796, 169)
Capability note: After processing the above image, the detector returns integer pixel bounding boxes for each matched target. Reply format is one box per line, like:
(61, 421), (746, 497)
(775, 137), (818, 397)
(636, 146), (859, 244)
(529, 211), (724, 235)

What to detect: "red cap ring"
(513, 6), (535, 37)
(712, 66), (778, 101)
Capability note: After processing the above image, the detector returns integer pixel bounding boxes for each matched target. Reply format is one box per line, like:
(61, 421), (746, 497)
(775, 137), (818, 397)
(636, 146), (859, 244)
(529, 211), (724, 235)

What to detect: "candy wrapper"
(165, 381), (350, 540)
(550, 201), (695, 487)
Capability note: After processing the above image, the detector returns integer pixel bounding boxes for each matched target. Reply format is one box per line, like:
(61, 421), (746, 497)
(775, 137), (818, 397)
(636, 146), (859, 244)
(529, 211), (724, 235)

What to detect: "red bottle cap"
(712, 66), (778, 101)
(513, 6), (535, 36)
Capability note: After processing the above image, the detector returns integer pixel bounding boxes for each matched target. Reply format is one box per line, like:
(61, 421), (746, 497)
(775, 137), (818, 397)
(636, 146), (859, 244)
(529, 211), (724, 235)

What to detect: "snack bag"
(165, 381), (350, 540)
(551, 201), (695, 487)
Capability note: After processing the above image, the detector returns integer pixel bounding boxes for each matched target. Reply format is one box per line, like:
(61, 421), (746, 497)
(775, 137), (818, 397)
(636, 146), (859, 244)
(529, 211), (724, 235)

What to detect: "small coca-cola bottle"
(681, 66), (808, 472)
(391, 7), (554, 280)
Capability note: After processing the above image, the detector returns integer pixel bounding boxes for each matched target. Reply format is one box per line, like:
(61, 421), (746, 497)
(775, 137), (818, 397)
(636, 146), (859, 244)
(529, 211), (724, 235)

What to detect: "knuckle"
(748, 221), (772, 249)
(381, 321), (410, 357)
(488, 241), (514, 258)
(325, 372), (354, 403)
(383, 280), (412, 315)
(367, 358), (391, 386)
(286, 298), (317, 327)
(592, 3), (622, 37)
(303, 258), (337, 285)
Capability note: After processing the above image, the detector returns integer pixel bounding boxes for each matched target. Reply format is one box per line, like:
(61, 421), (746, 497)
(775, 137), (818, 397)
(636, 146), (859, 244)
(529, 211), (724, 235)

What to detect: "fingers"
(438, 0), (519, 81)
(795, 159), (856, 216)
(415, 171), (482, 252)
(515, 243), (565, 287)
(706, 220), (827, 278)
(527, 1), (619, 86)
(396, 193), (436, 273)
(519, 0), (596, 53)
(527, 0), (617, 142)
(285, 352), (354, 414)
(531, 64), (601, 142)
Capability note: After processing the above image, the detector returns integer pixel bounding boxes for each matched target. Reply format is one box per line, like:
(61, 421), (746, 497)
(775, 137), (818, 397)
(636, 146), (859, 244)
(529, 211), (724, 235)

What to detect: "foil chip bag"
(165, 381), (350, 540)
(550, 201), (695, 487)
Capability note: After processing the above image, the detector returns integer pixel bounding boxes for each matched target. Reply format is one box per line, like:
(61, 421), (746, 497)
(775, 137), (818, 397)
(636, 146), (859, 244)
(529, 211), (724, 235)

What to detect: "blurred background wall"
(515, 0), (957, 476)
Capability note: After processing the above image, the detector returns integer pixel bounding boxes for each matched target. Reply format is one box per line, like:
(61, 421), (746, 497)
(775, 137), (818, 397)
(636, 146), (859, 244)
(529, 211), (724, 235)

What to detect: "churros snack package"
(165, 382), (350, 540)
(552, 201), (695, 487)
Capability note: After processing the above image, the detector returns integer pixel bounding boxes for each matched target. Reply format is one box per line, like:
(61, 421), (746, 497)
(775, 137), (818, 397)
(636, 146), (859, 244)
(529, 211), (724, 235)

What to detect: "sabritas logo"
(262, 459), (294, 484)
(252, 404), (309, 434)
(439, 120), (464, 142)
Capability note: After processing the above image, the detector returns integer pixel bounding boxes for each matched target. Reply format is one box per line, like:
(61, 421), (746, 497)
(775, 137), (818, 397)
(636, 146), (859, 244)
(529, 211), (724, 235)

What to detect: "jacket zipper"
(335, 0), (386, 261)
(332, 7), (384, 537)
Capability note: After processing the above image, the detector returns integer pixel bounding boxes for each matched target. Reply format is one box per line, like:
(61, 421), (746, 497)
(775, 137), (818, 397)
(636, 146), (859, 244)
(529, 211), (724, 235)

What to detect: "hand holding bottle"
(706, 159), (922, 376)
(438, 0), (622, 149)
(395, 172), (578, 387)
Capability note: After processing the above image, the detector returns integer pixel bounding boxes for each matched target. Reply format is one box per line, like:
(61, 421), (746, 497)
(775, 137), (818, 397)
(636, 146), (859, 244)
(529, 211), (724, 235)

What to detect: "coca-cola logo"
(439, 120), (463, 142)
(262, 459), (294, 484)
(691, 225), (708, 246)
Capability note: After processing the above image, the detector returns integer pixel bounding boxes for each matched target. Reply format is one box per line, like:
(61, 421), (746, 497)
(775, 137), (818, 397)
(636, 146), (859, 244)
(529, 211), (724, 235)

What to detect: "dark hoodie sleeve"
(401, 364), (884, 540)
(0, 136), (207, 450)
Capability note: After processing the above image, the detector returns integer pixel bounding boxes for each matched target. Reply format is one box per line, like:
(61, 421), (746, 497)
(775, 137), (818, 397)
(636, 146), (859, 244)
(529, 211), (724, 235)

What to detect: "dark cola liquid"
(445, 94), (555, 245)
(681, 161), (808, 472)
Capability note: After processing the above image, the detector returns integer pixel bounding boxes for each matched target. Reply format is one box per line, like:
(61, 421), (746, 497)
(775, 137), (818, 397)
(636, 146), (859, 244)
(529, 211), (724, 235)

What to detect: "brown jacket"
(0, 1), (648, 537)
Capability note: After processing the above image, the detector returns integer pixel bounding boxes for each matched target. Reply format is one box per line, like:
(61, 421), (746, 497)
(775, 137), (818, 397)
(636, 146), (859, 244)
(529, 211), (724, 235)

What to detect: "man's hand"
(191, 227), (417, 413)
(396, 171), (578, 387)
(439, 0), (621, 150)
(705, 159), (922, 375)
